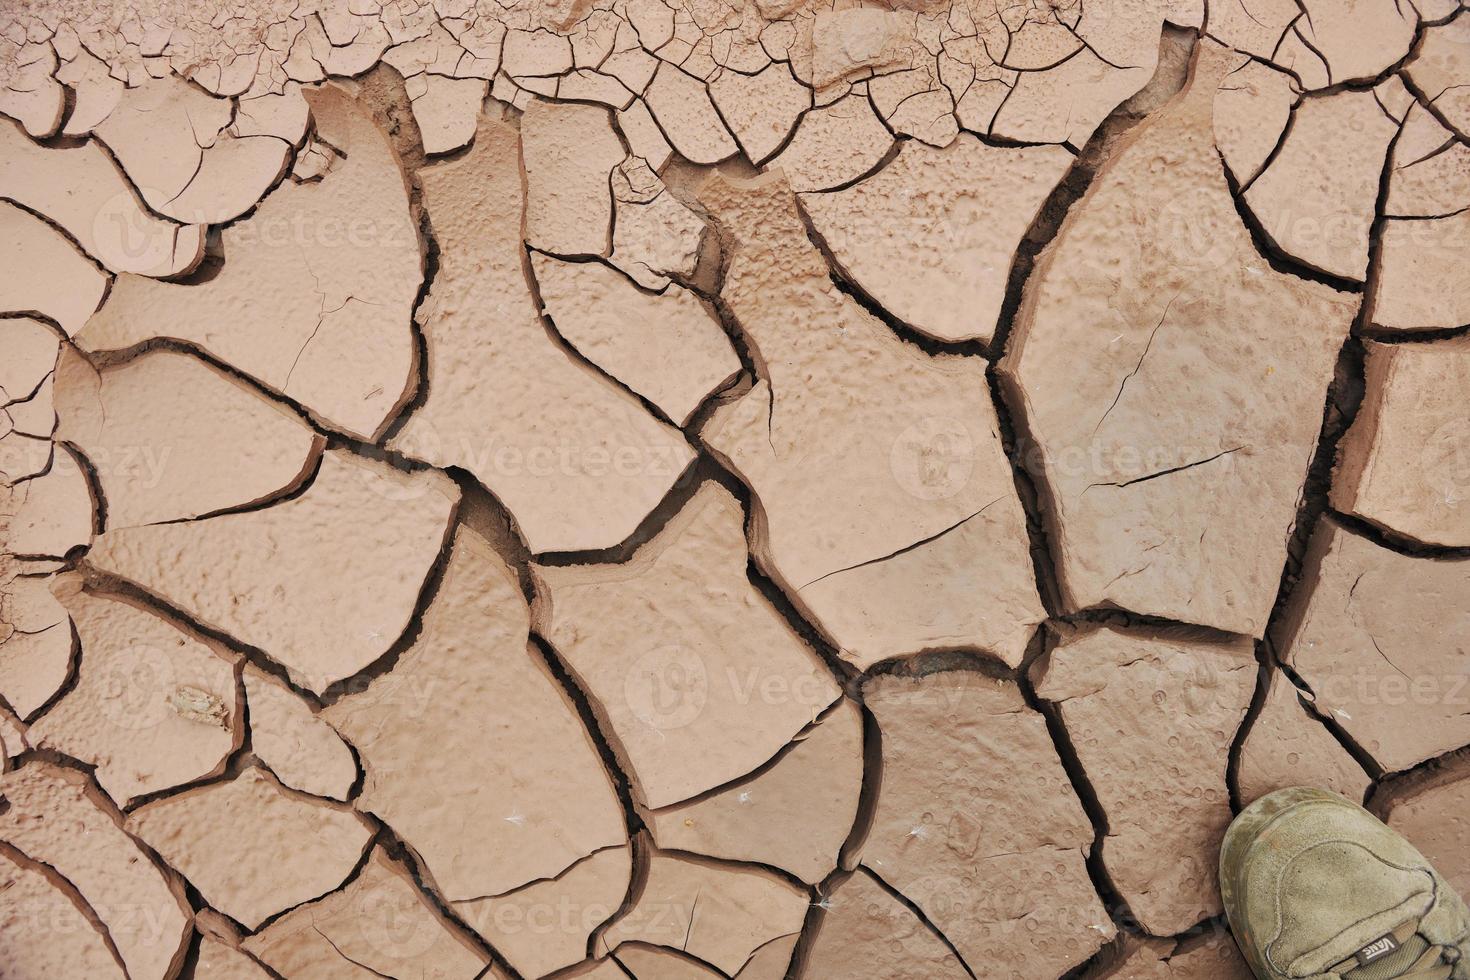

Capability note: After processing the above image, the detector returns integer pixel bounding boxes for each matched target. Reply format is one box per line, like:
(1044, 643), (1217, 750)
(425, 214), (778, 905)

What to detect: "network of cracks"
(2, 0), (1469, 976)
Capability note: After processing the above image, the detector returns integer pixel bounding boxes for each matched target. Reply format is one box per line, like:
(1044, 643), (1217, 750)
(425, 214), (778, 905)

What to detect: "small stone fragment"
(765, 94), (894, 192)
(87, 449), (458, 695)
(0, 762), (192, 980)
(128, 766), (373, 930)
(862, 669), (1111, 974)
(534, 482), (841, 808)
(805, 868), (970, 980)
(1034, 626), (1256, 935)
(168, 685), (229, 726)
(701, 171), (1044, 669)
(649, 697), (862, 883)
(242, 846), (489, 978)
(0, 205), (107, 334)
(53, 347), (323, 529)
(461, 845), (631, 978)
(999, 42), (1358, 636)
(598, 852), (808, 973)
(521, 99), (626, 256)
(532, 253), (740, 425)
(1385, 773), (1470, 895)
(0, 846), (127, 979)
(645, 63), (739, 165)
(243, 665), (356, 801)
(1236, 665), (1371, 807)
(1244, 90), (1398, 282)
(323, 524), (627, 902)
(1332, 338), (1470, 548)
(0, 118), (204, 277)
(29, 583), (239, 807)
(76, 84), (422, 441)
(709, 62), (810, 164)
(800, 137), (1073, 344)
(387, 113), (692, 554)
(1275, 518), (1470, 773)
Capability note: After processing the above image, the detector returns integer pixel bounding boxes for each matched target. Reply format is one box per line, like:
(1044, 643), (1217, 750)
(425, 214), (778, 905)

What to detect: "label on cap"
(1355, 934), (1401, 966)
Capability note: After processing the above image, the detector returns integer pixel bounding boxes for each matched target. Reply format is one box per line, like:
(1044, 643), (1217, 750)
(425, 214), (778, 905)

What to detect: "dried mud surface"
(1, 0), (1468, 976)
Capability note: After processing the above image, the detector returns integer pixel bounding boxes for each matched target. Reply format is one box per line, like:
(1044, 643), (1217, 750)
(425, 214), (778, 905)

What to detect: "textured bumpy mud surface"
(1, 0), (1468, 976)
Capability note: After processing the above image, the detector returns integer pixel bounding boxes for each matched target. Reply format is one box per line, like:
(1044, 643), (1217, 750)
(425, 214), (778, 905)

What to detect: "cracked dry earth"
(2, 0), (1470, 977)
